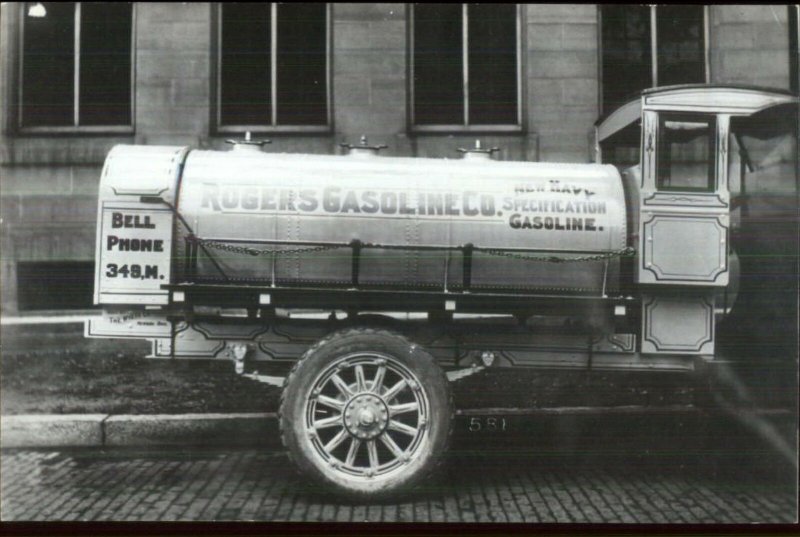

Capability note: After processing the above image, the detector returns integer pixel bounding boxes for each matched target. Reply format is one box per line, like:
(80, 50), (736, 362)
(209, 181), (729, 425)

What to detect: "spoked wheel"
(280, 329), (452, 498)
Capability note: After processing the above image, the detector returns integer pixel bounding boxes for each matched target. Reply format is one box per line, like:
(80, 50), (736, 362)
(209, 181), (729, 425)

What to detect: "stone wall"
(135, 3), (212, 147)
(0, 3), (795, 313)
(526, 4), (598, 163)
(710, 5), (791, 89)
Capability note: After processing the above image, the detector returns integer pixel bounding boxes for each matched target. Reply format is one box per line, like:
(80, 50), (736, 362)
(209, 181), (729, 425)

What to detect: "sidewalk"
(1, 321), (703, 415)
(1, 320), (796, 470)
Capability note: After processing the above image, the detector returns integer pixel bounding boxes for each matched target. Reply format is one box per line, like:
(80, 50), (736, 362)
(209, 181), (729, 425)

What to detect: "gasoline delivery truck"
(86, 85), (798, 497)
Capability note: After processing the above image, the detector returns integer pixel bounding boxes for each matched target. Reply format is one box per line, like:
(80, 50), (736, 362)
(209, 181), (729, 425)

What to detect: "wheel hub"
(343, 393), (388, 440)
(303, 352), (434, 480)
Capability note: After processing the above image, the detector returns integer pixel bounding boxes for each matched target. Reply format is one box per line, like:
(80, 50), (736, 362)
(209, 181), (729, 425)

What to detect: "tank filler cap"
(225, 131), (271, 152)
(457, 139), (500, 161)
(340, 135), (388, 158)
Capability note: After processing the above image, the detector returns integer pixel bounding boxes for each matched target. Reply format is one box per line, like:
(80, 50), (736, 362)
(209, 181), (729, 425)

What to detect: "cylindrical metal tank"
(174, 150), (627, 294)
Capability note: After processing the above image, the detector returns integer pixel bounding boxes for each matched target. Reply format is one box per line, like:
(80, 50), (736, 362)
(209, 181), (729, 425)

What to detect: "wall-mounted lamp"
(27, 2), (47, 18)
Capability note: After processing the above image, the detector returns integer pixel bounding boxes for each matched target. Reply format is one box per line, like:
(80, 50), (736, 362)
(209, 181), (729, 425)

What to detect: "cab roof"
(596, 84), (798, 143)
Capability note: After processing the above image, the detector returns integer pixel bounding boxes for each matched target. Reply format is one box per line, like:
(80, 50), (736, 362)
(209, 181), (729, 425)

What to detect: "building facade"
(0, 3), (798, 314)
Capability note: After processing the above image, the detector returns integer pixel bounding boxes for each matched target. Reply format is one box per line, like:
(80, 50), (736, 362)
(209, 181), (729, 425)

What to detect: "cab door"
(638, 110), (730, 286)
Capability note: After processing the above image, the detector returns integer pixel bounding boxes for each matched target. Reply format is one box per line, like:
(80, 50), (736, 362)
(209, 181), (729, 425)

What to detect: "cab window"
(656, 115), (716, 192)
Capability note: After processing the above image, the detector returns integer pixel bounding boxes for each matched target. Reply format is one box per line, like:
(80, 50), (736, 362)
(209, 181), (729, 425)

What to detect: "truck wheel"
(279, 328), (452, 498)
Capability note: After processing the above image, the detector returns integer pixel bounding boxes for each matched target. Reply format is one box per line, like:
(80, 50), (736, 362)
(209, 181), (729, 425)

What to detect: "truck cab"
(595, 84), (797, 356)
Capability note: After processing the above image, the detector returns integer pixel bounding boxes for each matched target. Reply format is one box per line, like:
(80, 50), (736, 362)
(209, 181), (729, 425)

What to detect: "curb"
(0, 407), (694, 449)
(0, 414), (108, 448)
(2, 407), (794, 451)
(1, 413), (279, 449)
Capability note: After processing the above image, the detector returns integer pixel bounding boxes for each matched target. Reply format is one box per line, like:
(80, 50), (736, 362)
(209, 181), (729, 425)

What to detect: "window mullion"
(462, 3), (469, 126)
(18, 5), (25, 129)
(74, 2), (81, 126)
(409, 4), (415, 128)
(703, 6), (710, 83)
(271, 2), (278, 126)
(650, 5), (658, 87)
(516, 4), (522, 127)
(325, 3), (332, 127)
(216, 4), (222, 128)
(130, 3), (136, 126)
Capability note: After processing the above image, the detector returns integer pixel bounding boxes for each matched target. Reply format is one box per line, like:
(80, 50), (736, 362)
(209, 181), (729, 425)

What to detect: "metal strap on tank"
(188, 237), (346, 256)
(190, 236), (634, 263)
(186, 237), (350, 288)
(183, 236), (636, 297)
(482, 246), (635, 263)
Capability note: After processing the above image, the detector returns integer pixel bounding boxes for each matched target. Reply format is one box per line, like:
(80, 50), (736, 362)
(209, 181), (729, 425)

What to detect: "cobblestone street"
(2, 438), (796, 522)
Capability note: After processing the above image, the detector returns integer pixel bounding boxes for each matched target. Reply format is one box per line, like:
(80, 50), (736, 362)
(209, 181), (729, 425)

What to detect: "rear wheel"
(279, 328), (452, 498)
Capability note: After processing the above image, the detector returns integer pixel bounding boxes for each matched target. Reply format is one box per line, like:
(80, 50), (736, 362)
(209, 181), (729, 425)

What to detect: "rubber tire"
(279, 328), (453, 499)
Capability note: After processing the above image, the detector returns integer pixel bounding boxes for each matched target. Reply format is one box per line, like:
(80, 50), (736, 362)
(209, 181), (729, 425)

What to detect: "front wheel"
(279, 328), (452, 498)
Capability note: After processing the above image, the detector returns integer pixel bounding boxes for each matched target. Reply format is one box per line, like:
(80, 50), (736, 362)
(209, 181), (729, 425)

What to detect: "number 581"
(468, 416), (508, 432)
